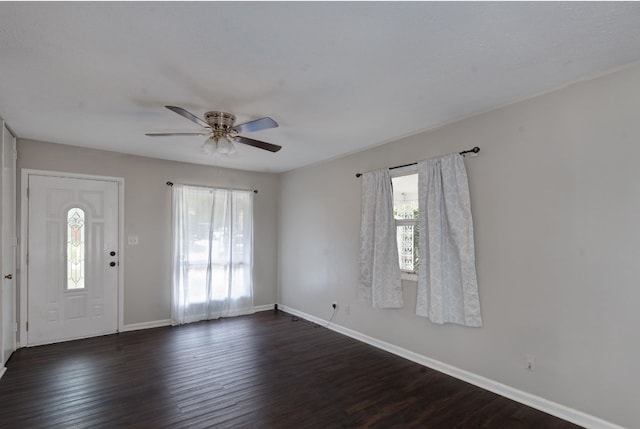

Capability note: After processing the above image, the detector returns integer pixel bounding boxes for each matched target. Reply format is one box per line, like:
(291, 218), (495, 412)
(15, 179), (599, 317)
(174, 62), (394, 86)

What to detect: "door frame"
(19, 169), (125, 347)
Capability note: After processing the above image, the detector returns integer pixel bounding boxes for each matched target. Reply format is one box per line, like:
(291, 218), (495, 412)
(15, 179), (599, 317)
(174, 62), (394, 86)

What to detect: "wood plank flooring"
(0, 311), (582, 429)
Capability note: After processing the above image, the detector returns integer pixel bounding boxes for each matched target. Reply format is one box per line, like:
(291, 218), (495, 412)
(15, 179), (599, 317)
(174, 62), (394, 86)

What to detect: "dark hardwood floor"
(0, 311), (581, 429)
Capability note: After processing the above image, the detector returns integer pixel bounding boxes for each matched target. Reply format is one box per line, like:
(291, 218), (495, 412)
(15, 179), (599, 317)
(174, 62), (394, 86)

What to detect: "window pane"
(397, 224), (419, 272)
(392, 174), (418, 220)
(66, 208), (85, 290)
(393, 173), (419, 272)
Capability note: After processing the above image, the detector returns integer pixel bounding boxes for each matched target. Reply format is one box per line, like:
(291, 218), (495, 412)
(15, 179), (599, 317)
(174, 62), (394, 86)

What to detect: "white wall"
(278, 63), (640, 428)
(17, 140), (279, 326)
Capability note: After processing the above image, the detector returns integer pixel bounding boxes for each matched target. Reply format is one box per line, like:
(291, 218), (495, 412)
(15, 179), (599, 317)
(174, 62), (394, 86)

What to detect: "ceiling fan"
(146, 106), (281, 155)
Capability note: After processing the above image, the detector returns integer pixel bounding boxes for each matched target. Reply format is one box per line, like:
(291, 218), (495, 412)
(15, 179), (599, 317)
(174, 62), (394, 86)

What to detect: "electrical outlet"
(525, 354), (536, 371)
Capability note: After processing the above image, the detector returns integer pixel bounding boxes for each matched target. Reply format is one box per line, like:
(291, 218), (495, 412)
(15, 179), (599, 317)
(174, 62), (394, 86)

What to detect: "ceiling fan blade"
(234, 117), (278, 134)
(146, 132), (210, 136)
(236, 136), (282, 153)
(165, 105), (210, 127)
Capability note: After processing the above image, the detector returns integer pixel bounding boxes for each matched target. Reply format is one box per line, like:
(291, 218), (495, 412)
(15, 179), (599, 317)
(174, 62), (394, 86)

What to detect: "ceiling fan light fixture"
(201, 136), (238, 156)
(215, 136), (238, 156)
(201, 137), (216, 154)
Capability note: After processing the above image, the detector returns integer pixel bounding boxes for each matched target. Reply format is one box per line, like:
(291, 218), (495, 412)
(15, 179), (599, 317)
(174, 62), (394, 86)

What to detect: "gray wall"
(278, 63), (640, 428)
(18, 140), (279, 325)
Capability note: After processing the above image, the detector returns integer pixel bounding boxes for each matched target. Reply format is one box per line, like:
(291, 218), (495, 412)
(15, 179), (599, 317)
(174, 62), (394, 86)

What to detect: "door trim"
(19, 169), (125, 347)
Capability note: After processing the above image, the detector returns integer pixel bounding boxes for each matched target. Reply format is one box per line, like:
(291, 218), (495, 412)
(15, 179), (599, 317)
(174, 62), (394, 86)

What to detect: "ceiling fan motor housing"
(204, 111), (237, 135)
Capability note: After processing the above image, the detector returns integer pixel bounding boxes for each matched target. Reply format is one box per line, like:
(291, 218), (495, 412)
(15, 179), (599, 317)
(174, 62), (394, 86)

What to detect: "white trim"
(400, 272), (418, 282)
(19, 169), (125, 346)
(389, 164), (418, 177)
(117, 180), (125, 333)
(0, 366), (6, 381)
(278, 304), (626, 429)
(121, 319), (172, 332)
(122, 309), (274, 331)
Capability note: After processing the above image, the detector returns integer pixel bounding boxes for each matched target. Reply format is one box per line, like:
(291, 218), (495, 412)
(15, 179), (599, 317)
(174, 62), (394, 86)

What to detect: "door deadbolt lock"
(110, 251), (116, 256)
(109, 262), (116, 267)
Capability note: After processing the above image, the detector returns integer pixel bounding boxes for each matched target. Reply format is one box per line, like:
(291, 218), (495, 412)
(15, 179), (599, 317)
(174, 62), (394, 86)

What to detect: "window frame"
(390, 165), (419, 282)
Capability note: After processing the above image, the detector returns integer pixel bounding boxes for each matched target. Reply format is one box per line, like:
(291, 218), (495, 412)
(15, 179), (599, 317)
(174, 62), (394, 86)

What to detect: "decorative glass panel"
(66, 208), (85, 290)
(397, 224), (419, 272)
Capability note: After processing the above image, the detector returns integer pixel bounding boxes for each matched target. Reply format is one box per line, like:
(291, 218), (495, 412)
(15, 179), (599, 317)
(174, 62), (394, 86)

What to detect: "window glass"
(67, 207), (86, 290)
(392, 173), (419, 273)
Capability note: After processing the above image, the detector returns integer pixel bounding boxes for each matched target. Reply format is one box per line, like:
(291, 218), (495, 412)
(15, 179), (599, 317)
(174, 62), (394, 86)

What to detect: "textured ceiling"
(1, 2), (640, 173)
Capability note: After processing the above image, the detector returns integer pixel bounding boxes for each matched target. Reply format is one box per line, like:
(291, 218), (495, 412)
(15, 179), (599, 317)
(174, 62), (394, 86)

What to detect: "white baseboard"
(121, 319), (172, 332)
(278, 305), (625, 429)
(120, 307), (275, 332)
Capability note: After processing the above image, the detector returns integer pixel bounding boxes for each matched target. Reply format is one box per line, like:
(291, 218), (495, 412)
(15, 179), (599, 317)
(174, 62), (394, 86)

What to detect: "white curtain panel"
(416, 154), (482, 327)
(359, 169), (404, 308)
(171, 185), (254, 325)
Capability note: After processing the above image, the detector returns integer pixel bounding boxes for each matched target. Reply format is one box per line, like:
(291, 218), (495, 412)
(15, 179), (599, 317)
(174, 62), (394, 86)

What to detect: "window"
(392, 169), (419, 275)
(66, 207), (86, 290)
(181, 188), (252, 302)
(171, 185), (254, 324)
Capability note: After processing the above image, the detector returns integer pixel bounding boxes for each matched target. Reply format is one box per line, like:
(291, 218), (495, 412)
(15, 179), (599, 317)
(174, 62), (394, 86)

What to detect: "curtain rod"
(355, 146), (480, 178)
(166, 181), (258, 194)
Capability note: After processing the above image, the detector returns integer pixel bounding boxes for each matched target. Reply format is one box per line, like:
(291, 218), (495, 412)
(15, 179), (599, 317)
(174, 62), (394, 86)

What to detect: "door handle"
(4, 274), (12, 279)
(109, 262), (116, 267)
(110, 251), (116, 256)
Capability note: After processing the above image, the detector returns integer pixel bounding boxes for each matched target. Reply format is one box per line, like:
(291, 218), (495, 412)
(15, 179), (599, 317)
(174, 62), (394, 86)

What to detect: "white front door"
(27, 174), (119, 346)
